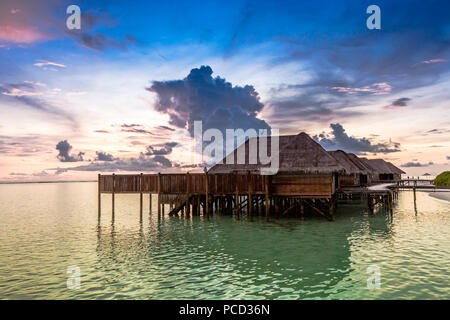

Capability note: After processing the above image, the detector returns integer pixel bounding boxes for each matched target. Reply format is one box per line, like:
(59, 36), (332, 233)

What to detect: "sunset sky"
(0, 0), (449, 181)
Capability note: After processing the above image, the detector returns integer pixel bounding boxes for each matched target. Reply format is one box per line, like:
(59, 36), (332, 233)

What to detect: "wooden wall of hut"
(99, 172), (335, 198)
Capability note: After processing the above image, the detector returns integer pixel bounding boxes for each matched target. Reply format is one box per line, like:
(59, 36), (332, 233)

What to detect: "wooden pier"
(97, 172), (397, 221)
(95, 132), (413, 221)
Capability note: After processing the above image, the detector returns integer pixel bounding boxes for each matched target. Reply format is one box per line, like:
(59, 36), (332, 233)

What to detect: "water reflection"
(1, 182), (448, 299)
(94, 206), (396, 299)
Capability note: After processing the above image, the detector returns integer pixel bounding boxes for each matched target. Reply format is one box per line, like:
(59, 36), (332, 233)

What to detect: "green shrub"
(433, 171), (450, 186)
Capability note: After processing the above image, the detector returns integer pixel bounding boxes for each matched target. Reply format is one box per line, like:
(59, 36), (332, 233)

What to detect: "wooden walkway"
(96, 173), (417, 221)
(98, 172), (339, 221)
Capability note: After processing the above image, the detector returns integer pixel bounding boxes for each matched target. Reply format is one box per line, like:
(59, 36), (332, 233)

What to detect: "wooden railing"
(99, 173), (267, 195)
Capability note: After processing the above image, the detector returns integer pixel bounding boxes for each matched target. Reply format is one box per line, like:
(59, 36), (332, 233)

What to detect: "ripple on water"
(0, 184), (449, 299)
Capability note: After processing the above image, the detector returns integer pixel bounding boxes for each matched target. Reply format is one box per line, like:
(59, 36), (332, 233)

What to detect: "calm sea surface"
(0, 182), (449, 299)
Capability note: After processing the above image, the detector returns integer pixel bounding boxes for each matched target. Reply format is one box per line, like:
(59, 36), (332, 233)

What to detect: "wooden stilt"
(235, 174), (240, 217)
(140, 173), (143, 219)
(98, 174), (101, 219)
(205, 172), (209, 218)
(300, 200), (304, 219)
(157, 172), (161, 215)
(186, 172), (190, 216)
(197, 195), (200, 216)
(304, 199), (332, 221)
(112, 173), (115, 219)
(248, 172), (253, 216)
(149, 193), (152, 214)
(329, 197), (335, 220)
(265, 175), (269, 217)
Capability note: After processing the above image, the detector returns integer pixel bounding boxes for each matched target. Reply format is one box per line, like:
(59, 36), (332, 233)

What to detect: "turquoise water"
(0, 182), (449, 299)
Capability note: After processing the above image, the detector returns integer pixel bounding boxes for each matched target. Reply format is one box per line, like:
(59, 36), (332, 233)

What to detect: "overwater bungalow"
(359, 158), (404, 183)
(97, 132), (396, 220)
(327, 150), (369, 187)
(209, 132), (345, 199)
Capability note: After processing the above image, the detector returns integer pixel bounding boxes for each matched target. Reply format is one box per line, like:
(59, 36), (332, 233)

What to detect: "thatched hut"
(384, 161), (405, 181)
(327, 150), (369, 187)
(358, 158), (403, 183)
(346, 153), (375, 185)
(209, 132), (345, 198)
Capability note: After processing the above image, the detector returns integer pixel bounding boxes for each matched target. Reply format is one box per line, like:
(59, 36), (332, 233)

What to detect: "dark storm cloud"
(391, 98), (411, 107)
(157, 125), (175, 131)
(313, 123), (401, 155)
(144, 142), (178, 156)
(56, 140), (84, 162)
(58, 154), (173, 172)
(383, 97), (411, 109)
(400, 161), (434, 168)
(147, 65), (270, 136)
(120, 124), (153, 135)
(95, 151), (114, 161)
(64, 10), (136, 51)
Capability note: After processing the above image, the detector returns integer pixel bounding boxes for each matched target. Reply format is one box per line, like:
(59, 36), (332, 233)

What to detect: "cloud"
(269, 1), (450, 124)
(33, 60), (66, 68)
(56, 140), (84, 162)
(0, 81), (43, 96)
(157, 125), (175, 131)
(0, 134), (47, 156)
(383, 97), (411, 110)
(143, 142), (178, 156)
(331, 83), (392, 95)
(0, 25), (50, 43)
(400, 161), (434, 167)
(415, 59), (447, 65)
(64, 10), (134, 51)
(313, 123), (401, 154)
(120, 124), (153, 135)
(67, 32), (127, 51)
(58, 154), (173, 172)
(95, 151), (115, 161)
(147, 65), (270, 136)
(0, 81), (77, 127)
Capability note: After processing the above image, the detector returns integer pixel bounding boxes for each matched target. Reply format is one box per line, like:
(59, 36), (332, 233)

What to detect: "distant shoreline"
(429, 192), (450, 203)
(0, 180), (96, 185)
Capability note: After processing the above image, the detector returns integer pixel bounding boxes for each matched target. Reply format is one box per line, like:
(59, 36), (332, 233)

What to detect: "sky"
(0, 0), (449, 181)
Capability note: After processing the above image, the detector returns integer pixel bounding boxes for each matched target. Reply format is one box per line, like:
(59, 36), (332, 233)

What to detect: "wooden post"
(265, 175), (269, 217)
(329, 197), (335, 220)
(235, 173), (240, 217)
(112, 173), (115, 219)
(205, 172), (209, 218)
(248, 172), (253, 216)
(186, 172), (190, 216)
(413, 180), (417, 205)
(98, 174), (101, 219)
(140, 173), (143, 219)
(157, 173), (161, 215)
(300, 200), (304, 219)
(197, 195), (200, 216)
(149, 193), (152, 214)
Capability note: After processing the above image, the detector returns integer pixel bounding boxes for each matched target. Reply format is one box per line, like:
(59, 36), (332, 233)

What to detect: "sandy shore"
(429, 192), (450, 202)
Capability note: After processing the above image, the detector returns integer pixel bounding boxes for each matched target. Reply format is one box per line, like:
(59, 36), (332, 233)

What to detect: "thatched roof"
(346, 153), (374, 174)
(208, 132), (345, 174)
(385, 161), (406, 174)
(359, 158), (402, 174)
(327, 150), (366, 174)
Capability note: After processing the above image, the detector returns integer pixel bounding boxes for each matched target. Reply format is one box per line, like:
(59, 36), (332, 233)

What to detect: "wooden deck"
(98, 172), (338, 221)
(96, 173), (411, 221)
